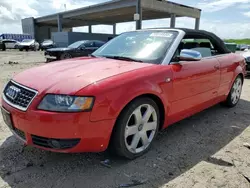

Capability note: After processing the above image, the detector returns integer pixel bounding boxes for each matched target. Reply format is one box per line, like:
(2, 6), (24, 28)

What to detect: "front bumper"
(17, 45), (33, 49)
(41, 45), (54, 50)
(1, 99), (115, 153)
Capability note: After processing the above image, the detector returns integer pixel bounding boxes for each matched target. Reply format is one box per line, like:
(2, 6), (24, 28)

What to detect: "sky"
(0, 0), (250, 39)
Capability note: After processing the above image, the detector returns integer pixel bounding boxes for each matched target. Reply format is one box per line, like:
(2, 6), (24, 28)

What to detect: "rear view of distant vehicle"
(45, 40), (105, 62)
(40, 39), (56, 51)
(17, 39), (39, 51)
(0, 39), (20, 51)
(237, 44), (248, 51)
(242, 51), (250, 74)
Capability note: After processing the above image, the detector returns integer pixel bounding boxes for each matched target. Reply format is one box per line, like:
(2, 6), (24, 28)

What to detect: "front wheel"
(224, 76), (243, 107)
(111, 97), (160, 159)
(60, 53), (72, 60)
(2, 44), (6, 51)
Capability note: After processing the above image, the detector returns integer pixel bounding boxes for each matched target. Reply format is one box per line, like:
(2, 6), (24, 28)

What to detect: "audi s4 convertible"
(1, 28), (246, 159)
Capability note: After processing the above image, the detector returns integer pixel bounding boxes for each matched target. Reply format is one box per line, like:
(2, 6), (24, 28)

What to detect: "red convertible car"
(1, 28), (246, 159)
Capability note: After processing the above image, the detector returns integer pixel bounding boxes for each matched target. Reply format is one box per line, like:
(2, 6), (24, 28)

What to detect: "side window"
(94, 41), (104, 48)
(84, 42), (94, 48)
(174, 38), (222, 60)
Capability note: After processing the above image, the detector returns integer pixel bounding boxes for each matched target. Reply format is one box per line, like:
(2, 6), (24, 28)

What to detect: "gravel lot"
(0, 50), (250, 188)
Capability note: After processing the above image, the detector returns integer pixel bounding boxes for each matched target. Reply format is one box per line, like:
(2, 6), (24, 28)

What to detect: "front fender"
(89, 81), (169, 122)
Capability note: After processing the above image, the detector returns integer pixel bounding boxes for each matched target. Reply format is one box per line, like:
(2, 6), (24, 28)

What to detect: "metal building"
(22, 0), (201, 46)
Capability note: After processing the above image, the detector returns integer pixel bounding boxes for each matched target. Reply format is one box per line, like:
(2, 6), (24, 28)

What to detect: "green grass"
(224, 39), (250, 45)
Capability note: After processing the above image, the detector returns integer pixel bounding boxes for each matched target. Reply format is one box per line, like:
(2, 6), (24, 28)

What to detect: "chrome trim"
(162, 30), (186, 65)
(2, 80), (38, 111)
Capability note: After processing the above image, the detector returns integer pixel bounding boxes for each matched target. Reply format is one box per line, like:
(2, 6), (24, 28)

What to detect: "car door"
(168, 40), (221, 120)
(169, 58), (220, 120)
(4, 40), (13, 49)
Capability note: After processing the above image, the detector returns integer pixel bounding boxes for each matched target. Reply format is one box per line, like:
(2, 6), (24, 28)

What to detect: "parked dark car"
(44, 40), (105, 62)
(40, 39), (56, 51)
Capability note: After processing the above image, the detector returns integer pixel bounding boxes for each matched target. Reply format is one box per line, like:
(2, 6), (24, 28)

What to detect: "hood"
(19, 41), (34, 46)
(42, 41), (53, 46)
(13, 57), (153, 95)
(47, 47), (71, 52)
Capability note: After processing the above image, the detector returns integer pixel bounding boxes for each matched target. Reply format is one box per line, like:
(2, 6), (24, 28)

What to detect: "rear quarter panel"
(216, 53), (246, 97)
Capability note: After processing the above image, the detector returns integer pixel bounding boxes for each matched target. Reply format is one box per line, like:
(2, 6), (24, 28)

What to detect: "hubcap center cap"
(138, 124), (143, 131)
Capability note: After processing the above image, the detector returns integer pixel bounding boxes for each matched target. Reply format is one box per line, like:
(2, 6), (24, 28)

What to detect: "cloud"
(0, 0), (250, 39)
(51, 0), (94, 11)
(243, 11), (250, 17)
(51, 0), (105, 11)
(197, 0), (250, 12)
(0, 0), (38, 24)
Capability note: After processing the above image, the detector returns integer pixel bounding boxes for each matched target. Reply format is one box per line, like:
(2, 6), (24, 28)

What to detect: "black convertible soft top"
(146, 27), (231, 54)
(180, 28), (231, 54)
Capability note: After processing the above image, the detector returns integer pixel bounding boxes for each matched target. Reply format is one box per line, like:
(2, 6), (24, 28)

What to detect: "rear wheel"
(224, 76), (243, 107)
(111, 97), (160, 159)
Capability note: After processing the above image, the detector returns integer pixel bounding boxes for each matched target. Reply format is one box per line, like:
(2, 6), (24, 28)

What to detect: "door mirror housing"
(179, 49), (202, 61)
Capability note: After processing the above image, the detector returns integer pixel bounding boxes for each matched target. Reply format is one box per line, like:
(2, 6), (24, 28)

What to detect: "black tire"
(110, 97), (160, 159)
(223, 75), (243, 108)
(60, 53), (72, 60)
(19, 49), (23, 51)
(45, 58), (53, 63)
(2, 44), (6, 51)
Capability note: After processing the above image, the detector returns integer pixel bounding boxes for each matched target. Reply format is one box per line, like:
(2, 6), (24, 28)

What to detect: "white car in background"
(0, 39), (20, 50)
(17, 39), (40, 51)
(241, 51), (250, 74)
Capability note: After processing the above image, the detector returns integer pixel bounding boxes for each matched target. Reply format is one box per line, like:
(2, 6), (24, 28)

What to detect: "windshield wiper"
(102, 55), (143, 62)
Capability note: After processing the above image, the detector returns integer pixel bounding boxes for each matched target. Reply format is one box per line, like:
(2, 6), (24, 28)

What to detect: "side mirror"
(179, 49), (202, 61)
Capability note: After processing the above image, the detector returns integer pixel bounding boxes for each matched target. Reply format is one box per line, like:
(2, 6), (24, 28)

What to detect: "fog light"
(50, 139), (61, 149)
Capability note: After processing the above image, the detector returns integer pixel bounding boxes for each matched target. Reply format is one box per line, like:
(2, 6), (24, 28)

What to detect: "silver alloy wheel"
(124, 104), (157, 154)
(231, 77), (242, 105)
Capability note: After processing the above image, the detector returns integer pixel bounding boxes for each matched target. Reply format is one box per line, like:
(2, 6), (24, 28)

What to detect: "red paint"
(1, 53), (246, 153)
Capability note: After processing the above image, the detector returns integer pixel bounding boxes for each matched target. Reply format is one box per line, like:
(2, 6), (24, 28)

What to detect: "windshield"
(93, 30), (178, 64)
(68, 41), (86, 48)
(22, 39), (33, 42)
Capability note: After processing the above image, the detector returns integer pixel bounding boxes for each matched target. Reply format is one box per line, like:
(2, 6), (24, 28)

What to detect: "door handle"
(214, 65), (220, 70)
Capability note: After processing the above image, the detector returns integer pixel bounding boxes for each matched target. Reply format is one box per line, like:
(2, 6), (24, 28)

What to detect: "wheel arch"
(238, 73), (244, 83)
(113, 93), (166, 133)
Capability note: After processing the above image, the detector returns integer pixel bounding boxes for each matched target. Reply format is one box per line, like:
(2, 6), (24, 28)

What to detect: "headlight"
(246, 57), (250, 62)
(38, 94), (95, 112)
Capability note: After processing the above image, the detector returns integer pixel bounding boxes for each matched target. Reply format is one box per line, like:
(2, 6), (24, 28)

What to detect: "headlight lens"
(246, 57), (250, 63)
(38, 94), (94, 112)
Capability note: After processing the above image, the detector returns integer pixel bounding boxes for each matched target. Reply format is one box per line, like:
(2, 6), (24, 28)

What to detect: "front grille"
(31, 135), (80, 150)
(14, 128), (26, 140)
(3, 81), (37, 111)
